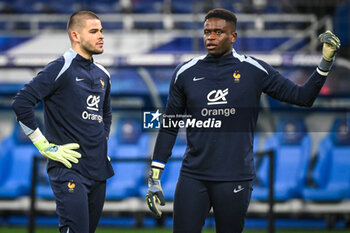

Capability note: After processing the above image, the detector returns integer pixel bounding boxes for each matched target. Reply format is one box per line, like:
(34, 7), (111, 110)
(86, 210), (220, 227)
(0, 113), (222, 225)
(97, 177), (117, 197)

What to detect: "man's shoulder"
(181, 54), (207, 67)
(232, 51), (270, 75)
(174, 54), (207, 83)
(94, 62), (110, 78)
(42, 55), (65, 76)
(53, 49), (79, 81)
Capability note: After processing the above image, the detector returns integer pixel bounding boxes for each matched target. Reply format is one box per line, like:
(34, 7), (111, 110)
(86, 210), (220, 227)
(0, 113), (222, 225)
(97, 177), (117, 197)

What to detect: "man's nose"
(208, 32), (216, 39)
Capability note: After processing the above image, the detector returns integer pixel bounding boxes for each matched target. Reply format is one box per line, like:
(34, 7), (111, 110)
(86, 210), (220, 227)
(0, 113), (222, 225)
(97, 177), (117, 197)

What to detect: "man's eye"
(216, 31), (222, 35)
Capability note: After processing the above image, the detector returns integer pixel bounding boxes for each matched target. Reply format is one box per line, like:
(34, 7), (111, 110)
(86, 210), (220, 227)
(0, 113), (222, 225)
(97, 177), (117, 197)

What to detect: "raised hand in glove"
(318, 30), (341, 72)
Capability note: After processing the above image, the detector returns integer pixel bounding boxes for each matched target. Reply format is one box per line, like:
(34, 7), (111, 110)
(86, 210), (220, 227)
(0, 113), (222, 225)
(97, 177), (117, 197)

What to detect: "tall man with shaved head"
(146, 8), (341, 233)
(12, 11), (114, 233)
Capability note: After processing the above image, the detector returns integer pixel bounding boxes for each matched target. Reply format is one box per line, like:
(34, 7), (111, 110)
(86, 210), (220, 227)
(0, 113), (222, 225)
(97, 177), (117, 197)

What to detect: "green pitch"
(0, 228), (349, 233)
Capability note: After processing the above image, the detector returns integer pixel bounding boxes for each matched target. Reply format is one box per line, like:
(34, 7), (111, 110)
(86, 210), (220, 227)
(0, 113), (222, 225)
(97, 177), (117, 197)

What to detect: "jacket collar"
(69, 48), (94, 67)
(204, 49), (236, 64)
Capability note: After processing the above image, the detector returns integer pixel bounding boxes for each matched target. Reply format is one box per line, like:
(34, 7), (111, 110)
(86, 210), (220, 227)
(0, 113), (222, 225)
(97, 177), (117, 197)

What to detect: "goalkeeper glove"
(146, 165), (165, 218)
(29, 128), (81, 168)
(318, 30), (341, 72)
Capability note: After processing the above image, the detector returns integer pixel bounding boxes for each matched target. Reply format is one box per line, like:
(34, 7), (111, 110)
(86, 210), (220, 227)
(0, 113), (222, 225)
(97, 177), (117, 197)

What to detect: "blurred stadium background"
(1, 0), (350, 232)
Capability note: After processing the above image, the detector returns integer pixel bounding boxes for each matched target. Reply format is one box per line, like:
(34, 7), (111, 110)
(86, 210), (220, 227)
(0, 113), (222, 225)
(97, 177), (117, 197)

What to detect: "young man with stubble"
(12, 11), (114, 233)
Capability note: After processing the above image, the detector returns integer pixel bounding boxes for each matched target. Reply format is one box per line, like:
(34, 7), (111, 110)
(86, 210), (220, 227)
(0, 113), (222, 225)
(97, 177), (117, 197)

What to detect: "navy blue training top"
(153, 49), (327, 181)
(12, 49), (114, 181)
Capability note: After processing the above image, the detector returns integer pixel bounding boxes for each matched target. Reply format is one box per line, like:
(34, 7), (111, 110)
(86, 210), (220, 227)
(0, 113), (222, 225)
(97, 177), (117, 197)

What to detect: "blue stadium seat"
(334, 2), (350, 48)
(253, 133), (261, 152)
(36, 165), (54, 199)
(151, 36), (297, 53)
(48, 0), (81, 14)
(171, 0), (195, 13)
(134, 22), (164, 30)
(0, 135), (13, 187)
(162, 131), (187, 200)
(35, 155), (54, 199)
(12, 0), (44, 13)
(0, 122), (39, 198)
(132, 0), (163, 13)
(0, 0), (15, 13)
(143, 68), (174, 95)
(235, 37), (291, 52)
(110, 69), (148, 95)
(252, 118), (311, 201)
(89, 0), (120, 14)
(302, 118), (350, 201)
(106, 117), (150, 200)
(252, 133), (261, 174)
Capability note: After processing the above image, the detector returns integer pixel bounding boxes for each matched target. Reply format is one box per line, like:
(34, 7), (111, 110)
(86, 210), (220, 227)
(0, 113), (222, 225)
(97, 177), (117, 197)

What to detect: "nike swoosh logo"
(193, 77), (205, 81)
(233, 187), (245, 193)
(76, 77), (84, 81)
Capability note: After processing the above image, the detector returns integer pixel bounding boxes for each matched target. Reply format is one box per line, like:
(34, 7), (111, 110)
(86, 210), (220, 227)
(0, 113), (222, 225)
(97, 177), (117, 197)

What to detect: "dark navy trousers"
(173, 175), (253, 233)
(48, 167), (106, 233)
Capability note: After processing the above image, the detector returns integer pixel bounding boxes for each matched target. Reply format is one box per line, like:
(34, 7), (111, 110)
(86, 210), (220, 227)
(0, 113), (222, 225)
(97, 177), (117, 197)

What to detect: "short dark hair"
(204, 8), (237, 31)
(67, 10), (100, 32)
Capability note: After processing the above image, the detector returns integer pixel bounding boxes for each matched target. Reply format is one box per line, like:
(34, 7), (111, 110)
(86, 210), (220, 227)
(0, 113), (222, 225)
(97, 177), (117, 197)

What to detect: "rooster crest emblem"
(68, 180), (75, 192)
(233, 71), (241, 83)
(100, 78), (105, 89)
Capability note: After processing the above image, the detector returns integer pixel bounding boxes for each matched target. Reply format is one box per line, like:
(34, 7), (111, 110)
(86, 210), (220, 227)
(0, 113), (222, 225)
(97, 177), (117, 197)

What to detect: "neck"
(209, 49), (232, 58)
(71, 45), (92, 60)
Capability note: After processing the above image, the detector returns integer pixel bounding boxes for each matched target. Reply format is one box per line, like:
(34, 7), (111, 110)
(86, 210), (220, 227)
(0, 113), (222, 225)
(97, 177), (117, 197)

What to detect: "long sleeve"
(260, 59), (327, 107)
(12, 60), (62, 134)
(103, 77), (112, 137)
(152, 65), (187, 164)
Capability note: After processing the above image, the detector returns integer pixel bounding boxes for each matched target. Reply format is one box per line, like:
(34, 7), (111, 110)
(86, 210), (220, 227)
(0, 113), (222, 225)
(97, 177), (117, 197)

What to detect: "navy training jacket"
(12, 49), (114, 181)
(153, 49), (327, 181)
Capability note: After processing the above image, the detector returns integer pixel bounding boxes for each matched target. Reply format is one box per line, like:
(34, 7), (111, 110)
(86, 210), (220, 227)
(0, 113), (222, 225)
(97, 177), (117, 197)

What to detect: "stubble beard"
(81, 42), (103, 57)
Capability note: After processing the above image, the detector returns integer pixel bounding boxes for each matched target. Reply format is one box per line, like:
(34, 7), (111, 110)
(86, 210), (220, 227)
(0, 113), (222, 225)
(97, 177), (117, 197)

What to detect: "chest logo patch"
(100, 78), (105, 89)
(207, 88), (228, 105)
(233, 70), (241, 83)
(86, 95), (100, 111)
(193, 77), (205, 81)
(75, 77), (84, 82)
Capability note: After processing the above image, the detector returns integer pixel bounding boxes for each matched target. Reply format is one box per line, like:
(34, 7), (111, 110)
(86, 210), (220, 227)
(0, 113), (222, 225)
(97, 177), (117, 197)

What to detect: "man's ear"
(70, 31), (80, 42)
(232, 32), (237, 43)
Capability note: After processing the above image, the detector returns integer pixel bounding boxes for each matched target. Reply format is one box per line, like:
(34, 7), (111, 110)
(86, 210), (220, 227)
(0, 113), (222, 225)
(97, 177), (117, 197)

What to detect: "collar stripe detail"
(55, 49), (77, 81)
(174, 55), (206, 83)
(19, 121), (34, 135)
(232, 49), (268, 75)
(95, 62), (111, 78)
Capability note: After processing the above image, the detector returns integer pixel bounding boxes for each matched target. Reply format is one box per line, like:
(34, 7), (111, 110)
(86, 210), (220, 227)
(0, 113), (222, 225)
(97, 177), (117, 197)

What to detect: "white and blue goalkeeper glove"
(29, 128), (81, 168)
(318, 30), (341, 73)
(146, 165), (165, 218)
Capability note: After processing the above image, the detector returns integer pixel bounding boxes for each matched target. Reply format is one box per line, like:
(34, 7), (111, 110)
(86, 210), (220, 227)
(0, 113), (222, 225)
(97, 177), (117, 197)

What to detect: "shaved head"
(67, 11), (100, 41)
(67, 10), (104, 59)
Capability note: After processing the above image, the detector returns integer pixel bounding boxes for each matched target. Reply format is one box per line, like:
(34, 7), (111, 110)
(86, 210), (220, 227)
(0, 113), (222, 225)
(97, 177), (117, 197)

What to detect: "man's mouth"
(206, 43), (217, 50)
